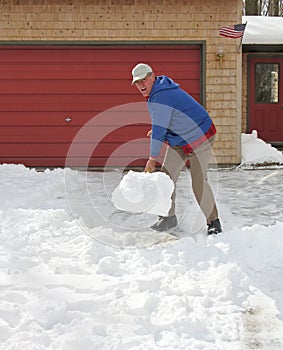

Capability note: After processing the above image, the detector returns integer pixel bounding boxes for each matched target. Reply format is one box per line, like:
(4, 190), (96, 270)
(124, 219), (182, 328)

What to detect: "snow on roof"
(242, 15), (283, 45)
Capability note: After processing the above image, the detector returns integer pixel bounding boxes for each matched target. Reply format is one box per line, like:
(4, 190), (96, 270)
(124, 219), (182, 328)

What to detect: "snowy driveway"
(0, 164), (282, 350)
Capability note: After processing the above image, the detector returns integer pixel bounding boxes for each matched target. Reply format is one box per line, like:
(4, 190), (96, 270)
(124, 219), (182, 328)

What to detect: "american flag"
(219, 23), (246, 38)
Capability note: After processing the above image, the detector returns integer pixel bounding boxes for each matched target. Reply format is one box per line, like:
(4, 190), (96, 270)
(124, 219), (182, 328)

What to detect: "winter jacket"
(147, 75), (214, 157)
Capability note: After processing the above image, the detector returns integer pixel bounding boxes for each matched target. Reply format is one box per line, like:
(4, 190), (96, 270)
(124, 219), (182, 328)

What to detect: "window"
(255, 63), (279, 103)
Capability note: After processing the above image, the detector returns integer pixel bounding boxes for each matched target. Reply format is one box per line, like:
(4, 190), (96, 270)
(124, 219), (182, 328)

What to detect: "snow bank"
(241, 130), (283, 166)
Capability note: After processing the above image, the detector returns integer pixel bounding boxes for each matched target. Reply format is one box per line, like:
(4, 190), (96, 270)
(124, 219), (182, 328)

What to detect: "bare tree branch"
(243, 0), (283, 15)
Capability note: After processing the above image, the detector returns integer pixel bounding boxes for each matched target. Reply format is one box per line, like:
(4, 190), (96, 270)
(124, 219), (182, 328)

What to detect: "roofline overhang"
(243, 44), (283, 53)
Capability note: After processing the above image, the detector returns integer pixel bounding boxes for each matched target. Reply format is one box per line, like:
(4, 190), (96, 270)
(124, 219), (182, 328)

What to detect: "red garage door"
(0, 45), (201, 167)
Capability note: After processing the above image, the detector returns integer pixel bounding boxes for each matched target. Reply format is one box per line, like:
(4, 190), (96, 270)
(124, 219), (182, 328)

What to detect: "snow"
(0, 133), (283, 349)
(242, 15), (283, 45)
(112, 170), (174, 216)
(241, 130), (283, 166)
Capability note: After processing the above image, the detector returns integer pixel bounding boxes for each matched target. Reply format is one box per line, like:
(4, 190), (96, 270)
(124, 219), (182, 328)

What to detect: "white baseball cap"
(131, 63), (153, 84)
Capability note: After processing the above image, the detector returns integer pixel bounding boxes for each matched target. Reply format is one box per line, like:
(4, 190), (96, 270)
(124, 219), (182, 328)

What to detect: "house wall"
(0, 0), (243, 165)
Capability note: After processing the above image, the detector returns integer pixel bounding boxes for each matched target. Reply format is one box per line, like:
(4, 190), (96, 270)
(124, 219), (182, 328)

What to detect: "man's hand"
(146, 130), (152, 137)
(144, 157), (156, 173)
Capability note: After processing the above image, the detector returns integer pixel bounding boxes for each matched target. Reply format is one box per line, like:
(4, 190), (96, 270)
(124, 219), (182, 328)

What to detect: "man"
(131, 63), (222, 235)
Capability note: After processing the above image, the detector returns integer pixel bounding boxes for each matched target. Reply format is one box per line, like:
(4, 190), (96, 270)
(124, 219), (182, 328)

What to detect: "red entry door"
(249, 56), (283, 144)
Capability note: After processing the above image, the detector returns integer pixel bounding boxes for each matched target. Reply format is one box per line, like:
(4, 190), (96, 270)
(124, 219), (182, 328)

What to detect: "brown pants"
(161, 136), (218, 224)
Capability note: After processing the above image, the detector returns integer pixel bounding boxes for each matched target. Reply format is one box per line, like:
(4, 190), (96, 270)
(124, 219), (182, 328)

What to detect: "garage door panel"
(0, 142), (148, 157)
(0, 124), (150, 142)
(0, 63), (200, 80)
(0, 47), (200, 64)
(0, 79), (137, 95)
(0, 157), (148, 167)
(0, 111), (150, 126)
(0, 62), (131, 75)
(123, 48), (200, 63)
(0, 94), (141, 112)
(1, 79), (200, 96)
(0, 65), (131, 80)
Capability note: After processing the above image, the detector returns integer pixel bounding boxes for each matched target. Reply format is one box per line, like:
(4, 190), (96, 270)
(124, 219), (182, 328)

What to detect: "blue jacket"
(147, 75), (213, 157)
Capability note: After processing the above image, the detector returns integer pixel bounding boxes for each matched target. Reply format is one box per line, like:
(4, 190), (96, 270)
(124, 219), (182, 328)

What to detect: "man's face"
(134, 73), (155, 97)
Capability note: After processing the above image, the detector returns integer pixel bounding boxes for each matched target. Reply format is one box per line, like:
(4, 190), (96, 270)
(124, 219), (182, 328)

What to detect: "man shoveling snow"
(115, 63), (222, 235)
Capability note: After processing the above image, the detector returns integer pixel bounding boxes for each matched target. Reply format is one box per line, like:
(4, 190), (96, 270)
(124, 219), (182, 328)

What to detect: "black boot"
(150, 216), (163, 230)
(207, 219), (222, 235)
(151, 215), (178, 232)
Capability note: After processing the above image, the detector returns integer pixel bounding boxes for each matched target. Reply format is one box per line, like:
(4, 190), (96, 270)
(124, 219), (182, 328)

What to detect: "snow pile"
(111, 170), (174, 216)
(241, 130), (283, 166)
